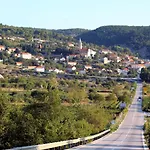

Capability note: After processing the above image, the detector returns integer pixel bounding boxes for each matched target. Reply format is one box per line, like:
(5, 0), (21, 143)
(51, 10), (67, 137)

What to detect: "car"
(137, 97), (142, 101)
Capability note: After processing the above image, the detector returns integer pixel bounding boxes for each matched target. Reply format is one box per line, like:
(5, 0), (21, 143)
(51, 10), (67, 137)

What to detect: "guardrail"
(10, 129), (110, 150)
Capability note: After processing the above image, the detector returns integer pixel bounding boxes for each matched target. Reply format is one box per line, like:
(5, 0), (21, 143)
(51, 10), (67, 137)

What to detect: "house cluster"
(0, 35), (25, 41)
(0, 37), (150, 76)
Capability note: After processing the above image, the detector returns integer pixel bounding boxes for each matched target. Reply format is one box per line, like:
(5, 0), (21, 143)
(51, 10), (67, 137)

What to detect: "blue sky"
(1, 0), (150, 29)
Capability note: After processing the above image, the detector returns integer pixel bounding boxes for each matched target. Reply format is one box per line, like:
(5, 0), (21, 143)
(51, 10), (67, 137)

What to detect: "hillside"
(0, 24), (88, 41)
(54, 28), (89, 36)
(0, 23), (76, 42)
(78, 25), (150, 58)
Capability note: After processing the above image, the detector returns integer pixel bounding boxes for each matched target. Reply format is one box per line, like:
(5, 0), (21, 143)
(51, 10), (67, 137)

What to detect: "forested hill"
(78, 26), (150, 58)
(0, 24), (88, 41)
(54, 28), (89, 36)
(0, 24), (72, 41)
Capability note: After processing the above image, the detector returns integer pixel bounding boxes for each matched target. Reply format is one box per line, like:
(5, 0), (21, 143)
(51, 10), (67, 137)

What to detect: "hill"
(54, 28), (89, 36)
(0, 24), (88, 41)
(78, 25), (150, 58)
(0, 23), (73, 41)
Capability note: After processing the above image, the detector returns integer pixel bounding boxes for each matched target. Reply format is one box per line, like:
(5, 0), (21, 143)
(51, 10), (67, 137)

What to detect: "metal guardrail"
(10, 129), (110, 150)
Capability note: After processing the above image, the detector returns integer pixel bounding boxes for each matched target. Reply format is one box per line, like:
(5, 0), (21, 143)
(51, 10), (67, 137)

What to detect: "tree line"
(140, 67), (150, 82)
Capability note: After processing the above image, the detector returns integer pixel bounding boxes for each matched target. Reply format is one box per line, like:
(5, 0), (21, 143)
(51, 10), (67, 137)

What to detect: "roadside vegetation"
(142, 83), (150, 112)
(142, 83), (150, 148)
(0, 75), (136, 149)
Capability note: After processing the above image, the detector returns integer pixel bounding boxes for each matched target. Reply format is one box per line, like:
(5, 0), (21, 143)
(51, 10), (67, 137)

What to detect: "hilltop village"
(0, 34), (150, 78)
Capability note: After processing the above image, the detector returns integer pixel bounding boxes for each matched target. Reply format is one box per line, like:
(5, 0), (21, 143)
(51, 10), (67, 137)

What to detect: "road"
(69, 82), (149, 150)
(57, 73), (140, 83)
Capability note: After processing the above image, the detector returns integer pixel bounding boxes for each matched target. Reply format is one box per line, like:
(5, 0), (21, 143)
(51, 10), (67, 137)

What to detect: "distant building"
(28, 66), (37, 70)
(117, 68), (129, 76)
(0, 59), (3, 63)
(60, 57), (66, 61)
(35, 66), (45, 72)
(67, 61), (77, 66)
(131, 64), (145, 70)
(68, 42), (74, 47)
(21, 52), (32, 59)
(16, 62), (23, 66)
(87, 49), (96, 58)
(0, 74), (4, 79)
(103, 57), (110, 64)
(53, 69), (64, 74)
(145, 62), (150, 68)
(8, 48), (16, 54)
(100, 49), (112, 54)
(79, 48), (96, 58)
(85, 65), (92, 70)
(66, 66), (76, 72)
(0, 45), (5, 51)
(79, 38), (82, 50)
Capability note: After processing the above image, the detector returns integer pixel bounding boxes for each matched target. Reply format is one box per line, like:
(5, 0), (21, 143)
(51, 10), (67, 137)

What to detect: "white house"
(0, 45), (5, 51)
(117, 68), (129, 76)
(21, 52), (32, 59)
(16, 62), (23, 66)
(35, 66), (45, 72)
(0, 59), (3, 63)
(116, 56), (121, 63)
(85, 65), (92, 70)
(79, 48), (96, 58)
(0, 74), (4, 79)
(35, 56), (44, 61)
(103, 57), (110, 64)
(100, 49), (112, 54)
(68, 42), (74, 47)
(60, 57), (66, 61)
(66, 66), (76, 72)
(145, 62), (150, 68)
(7, 48), (16, 54)
(86, 49), (96, 58)
(67, 61), (77, 66)
(131, 64), (146, 73)
(131, 64), (145, 70)
(54, 69), (64, 74)
(28, 66), (37, 70)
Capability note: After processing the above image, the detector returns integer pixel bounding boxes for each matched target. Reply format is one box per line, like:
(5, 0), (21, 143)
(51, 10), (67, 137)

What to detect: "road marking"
(112, 85), (140, 150)
(142, 113), (149, 150)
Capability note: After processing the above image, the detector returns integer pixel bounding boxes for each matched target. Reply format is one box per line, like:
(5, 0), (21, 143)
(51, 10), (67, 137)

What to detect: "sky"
(1, 0), (150, 30)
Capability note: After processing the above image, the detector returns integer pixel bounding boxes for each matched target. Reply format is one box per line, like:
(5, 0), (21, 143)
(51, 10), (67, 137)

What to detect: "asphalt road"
(69, 82), (149, 150)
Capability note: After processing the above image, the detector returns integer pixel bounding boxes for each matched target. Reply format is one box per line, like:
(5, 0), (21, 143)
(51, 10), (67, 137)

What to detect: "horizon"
(1, 0), (150, 29)
(1, 23), (150, 30)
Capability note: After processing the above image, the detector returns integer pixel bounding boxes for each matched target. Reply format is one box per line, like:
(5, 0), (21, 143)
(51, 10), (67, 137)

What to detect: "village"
(0, 35), (150, 78)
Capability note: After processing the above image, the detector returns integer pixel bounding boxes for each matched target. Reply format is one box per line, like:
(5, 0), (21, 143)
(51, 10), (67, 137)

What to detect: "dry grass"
(98, 92), (110, 97)
(1, 88), (24, 92)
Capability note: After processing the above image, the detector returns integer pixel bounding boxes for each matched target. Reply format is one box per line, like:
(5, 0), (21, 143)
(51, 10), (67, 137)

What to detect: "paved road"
(69, 82), (149, 150)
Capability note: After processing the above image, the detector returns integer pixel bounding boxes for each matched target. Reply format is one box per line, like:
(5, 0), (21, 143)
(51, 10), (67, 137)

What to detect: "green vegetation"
(0, 24), (70, 41)
(142, 84), (150, 111)
(0, 76), (134, 149)
(142, 84), (150, 148)
(54, 28), (89, 36)
(144, 118), (150, 148)
(140, 67), (150, 82)
(78, 25), (150, 58)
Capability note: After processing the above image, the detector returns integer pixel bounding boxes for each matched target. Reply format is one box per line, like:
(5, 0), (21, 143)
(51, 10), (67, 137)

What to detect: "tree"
(118, 91), (131, 105)
(106, 93), (117, 102)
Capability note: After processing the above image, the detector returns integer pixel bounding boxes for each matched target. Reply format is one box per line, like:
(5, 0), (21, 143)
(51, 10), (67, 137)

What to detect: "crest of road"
(69, 82), (149, 150)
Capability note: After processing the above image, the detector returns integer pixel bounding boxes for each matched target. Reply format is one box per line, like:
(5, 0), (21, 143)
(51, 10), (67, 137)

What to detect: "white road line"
(112, 85), (139, 150)
(142, 114), (149, 150)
